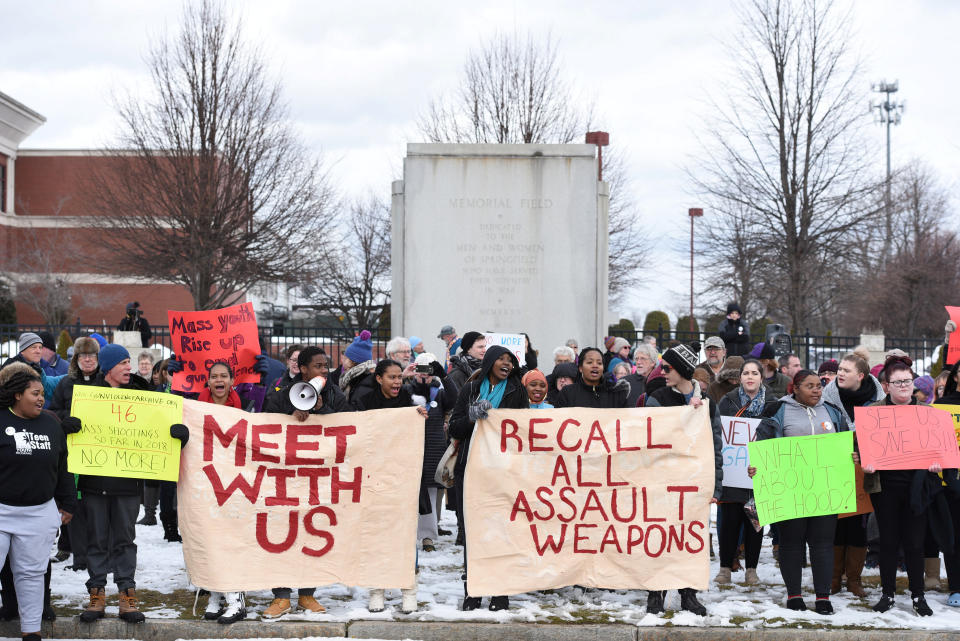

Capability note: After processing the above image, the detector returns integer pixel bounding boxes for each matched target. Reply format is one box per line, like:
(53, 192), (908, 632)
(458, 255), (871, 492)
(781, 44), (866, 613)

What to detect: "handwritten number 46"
(111, 404), (137, 423)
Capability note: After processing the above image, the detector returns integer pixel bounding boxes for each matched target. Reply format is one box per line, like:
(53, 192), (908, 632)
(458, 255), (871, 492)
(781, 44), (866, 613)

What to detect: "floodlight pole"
(688, 208), (703, 333)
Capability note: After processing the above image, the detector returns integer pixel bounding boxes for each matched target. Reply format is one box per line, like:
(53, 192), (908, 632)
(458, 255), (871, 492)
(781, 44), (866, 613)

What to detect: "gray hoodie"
(820, 375), (884, 430)
(778, 395), (840, 438)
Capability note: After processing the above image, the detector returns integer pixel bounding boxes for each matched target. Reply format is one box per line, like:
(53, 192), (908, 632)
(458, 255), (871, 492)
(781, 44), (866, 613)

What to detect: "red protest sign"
(946, 306), (960, 365)
(167, 302), (260, 393)
(854, 404), (960, 470)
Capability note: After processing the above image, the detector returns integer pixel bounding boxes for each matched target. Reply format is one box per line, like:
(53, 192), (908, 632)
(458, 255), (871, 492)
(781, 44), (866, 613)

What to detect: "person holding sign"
(715, 358), (768, 586)
(861, 356), (939, 616)
(196, 362), (247, 625)
(69, 344), (190, 625)
(0, 366), (77, 641)
(449, 345), (528, 611)
(355, 359), (430, 614)
(750, 369), (851, 615)
(644, 344), (723, 617)
(933, 359), (960, 606)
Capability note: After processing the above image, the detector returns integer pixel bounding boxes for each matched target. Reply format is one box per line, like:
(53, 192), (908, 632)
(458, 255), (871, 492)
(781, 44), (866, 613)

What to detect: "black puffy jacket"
(554, 376), (629, 409)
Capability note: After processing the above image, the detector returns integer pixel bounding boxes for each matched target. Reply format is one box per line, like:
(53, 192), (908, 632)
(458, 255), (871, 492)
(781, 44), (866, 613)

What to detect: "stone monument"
(391, 144), (609, 360)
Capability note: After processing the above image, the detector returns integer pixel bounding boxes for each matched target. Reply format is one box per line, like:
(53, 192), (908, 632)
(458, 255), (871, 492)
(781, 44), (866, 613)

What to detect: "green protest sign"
(747, 431), (856, 526)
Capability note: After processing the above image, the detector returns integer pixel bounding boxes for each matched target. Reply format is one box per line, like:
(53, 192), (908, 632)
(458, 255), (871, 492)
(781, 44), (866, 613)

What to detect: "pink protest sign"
(855, 404), (960, 470)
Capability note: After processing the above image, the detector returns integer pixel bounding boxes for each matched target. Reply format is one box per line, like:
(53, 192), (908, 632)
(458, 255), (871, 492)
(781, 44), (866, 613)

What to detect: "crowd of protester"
(3, 301), (960, 638)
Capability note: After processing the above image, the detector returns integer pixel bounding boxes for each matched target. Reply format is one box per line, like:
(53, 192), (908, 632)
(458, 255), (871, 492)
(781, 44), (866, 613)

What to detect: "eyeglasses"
(888, 379), (914, 388)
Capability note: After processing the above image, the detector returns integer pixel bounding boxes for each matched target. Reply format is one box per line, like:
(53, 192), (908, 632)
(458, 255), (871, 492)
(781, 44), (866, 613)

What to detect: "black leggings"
(872, 486), (926, 596)
(941, 493), (960, 592)
(777, 514), (837, 597)
(717, 502), (763, 569)
(833, 514), (867, 547)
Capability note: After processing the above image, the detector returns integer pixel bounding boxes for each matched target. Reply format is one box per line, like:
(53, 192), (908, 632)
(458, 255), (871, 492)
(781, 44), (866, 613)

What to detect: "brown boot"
(79, 587), (106, 623)
(118, 588), (145, 623)
(845, 546), (867, 597)
(831, 546), (845, 594)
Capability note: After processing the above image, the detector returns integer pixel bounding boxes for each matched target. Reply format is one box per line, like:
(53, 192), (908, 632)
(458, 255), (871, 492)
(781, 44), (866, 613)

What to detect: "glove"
(431, 361), (447, 380)
(62, 416), (82, 434)
(167, 356), (184, 374)
(170, 423), (190, 446)
(253, 354), (269, 374)
(468, 399), (493, 422)
(947, 320), (957, 334)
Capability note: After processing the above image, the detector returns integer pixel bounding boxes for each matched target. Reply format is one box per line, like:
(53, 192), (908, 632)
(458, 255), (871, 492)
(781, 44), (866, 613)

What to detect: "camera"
(415, 364), (432, 374)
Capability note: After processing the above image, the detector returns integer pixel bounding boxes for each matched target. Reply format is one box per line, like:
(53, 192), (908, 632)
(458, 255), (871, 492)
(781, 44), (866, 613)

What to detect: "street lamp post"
(688, 208), (703, 333)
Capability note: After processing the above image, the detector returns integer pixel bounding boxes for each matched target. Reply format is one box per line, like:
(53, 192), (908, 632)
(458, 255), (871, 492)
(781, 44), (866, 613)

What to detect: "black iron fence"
(609, 325), (941, 376)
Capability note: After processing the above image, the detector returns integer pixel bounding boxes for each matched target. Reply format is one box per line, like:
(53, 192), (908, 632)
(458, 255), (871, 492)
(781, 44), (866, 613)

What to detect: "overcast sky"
(3, 0), (958, 324)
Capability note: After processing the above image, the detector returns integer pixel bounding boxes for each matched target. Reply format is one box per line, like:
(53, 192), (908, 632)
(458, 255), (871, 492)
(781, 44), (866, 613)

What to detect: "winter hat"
(437, 325), (455, 339)
(89, 333), (108, 347)
(73, 337), (100, 355)
(748, 342), (775, 360)
(552, 362), (578, 381)
(817, 360), (839, 375)
(409, 336), (422, 350)
(726, 302), (742, 315)
(98, 344), (130, 374)
(719, 356), (744, 382)
(606, 357), (627, 374)
(414, 352), (438, 367)
(460, 331), (483, 355)
(914, 375), (935, 403)
(18, 332), (42, 354)
(610, 337), (630, 354)
(126, 301), (140, 313)
(603, 336), (616, 351)
(870, 363), (884, 379)
(344, 330), (373, 364)
(662, 344), (699, 380)
(521, 369), (547, 387)
(37, 330), (57, 351)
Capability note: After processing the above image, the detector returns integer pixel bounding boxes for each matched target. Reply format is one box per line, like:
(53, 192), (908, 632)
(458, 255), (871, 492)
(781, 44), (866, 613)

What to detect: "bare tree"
(306, 195), (391, 329)
(418, 31), (646, 300)
(88, 0), (333, 310)
(692, 0), (878, 331)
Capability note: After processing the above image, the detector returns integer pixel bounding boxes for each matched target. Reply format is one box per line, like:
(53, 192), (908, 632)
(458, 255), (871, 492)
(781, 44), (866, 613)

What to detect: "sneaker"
(679, 588), (706, 616)
(744, 568), (760, 585)
(401, 588), (418, 613)
(368, 589), (385, 613)
(646, 590), (665, 615)
(22, 634), (40, 641)
(422, 538), (436, 552)
(488, 596), (509, 611)
(51, 550), (70, 563)
(136, 514), (157, 526)
(438, 527), (452, 536)
(118, 588), (145, 623)
(814, 598), (834, 615)
(715, 567), (732, 584)
(261, 598), (291, 619)
(786, 597), (807, 611)
(79, 587), (105, 623)
(218, 592), (246, 624)
(462, 596), (482, 611)
(873, 594), (895, 613)
(204, 591), (224, 620)
(298, 594), (326, 613)
(913, 595), (933, 617)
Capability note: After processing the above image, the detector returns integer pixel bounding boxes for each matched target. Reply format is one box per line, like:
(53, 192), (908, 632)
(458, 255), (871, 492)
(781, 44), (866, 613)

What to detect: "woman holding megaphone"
(354, 359), (429, 614)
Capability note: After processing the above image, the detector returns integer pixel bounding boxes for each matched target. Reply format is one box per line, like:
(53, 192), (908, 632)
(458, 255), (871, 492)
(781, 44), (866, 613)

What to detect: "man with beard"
(695, 337), (726, 384)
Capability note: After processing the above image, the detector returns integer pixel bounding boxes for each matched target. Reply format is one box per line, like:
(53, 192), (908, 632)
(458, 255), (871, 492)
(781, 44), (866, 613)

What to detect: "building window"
(0, 163), (6, 213)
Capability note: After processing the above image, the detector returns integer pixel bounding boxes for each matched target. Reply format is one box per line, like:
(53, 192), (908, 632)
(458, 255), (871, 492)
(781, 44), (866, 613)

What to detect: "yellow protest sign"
(69, 386), (183, 481)
(936, 404), (960, 449)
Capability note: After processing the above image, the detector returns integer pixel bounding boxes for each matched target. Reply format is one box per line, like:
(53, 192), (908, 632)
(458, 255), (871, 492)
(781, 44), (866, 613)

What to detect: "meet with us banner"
(177, 401), (424, 592)
(464, 406), (715, 596)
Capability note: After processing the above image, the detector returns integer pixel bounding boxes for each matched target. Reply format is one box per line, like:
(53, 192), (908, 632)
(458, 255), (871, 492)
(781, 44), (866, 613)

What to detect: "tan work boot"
(297, 594), (326, 613)
(262, 598), (291, 619)
(79, 587), (106, 623)
(925, 557), (942, 591)
(714, 567), (732, 584)
(845, 546), (867, 597)
(831, 546), (845, 594)
(118, 588), (145, 623)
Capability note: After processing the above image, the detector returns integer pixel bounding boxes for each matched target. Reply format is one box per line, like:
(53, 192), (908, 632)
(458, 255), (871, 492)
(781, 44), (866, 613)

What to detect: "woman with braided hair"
(0, 365), (78, 641)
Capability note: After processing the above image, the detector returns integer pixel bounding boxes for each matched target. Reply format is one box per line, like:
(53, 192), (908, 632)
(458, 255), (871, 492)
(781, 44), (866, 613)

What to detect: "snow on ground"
(45, 508), (960, 630)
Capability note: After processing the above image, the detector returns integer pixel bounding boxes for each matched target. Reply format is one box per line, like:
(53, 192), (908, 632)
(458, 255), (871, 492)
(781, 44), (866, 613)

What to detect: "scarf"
(838, 377), (876, 421)
(479, 377), (508, 409)
(197, 387), (242, 408)
(529, 401), (554, 409)
(737, 385), (767, 417)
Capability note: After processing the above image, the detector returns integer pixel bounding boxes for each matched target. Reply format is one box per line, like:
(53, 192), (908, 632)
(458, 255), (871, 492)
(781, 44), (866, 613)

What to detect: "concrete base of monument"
(2, 619), (960, 641)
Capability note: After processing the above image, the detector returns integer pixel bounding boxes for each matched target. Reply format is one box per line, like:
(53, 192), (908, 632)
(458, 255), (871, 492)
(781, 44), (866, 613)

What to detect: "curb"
(2, 619), (960, 641)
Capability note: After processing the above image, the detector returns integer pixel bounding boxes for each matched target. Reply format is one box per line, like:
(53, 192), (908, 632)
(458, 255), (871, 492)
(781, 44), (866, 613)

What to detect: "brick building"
(0, 91), (195, 325)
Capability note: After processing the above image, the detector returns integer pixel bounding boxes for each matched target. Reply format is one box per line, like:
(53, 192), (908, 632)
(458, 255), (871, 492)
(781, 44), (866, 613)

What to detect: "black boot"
(646, 590), (665, 615)
(461, 576), (481, 611)
(679, 588), (706, 616)
(873, 593), (895, 612)
(488, 596), (509, 611)
(42, 561), (55, 621)
(0, 558), (18, 620)
(161, 514), (182, 543)
(913, 595), (933, 616)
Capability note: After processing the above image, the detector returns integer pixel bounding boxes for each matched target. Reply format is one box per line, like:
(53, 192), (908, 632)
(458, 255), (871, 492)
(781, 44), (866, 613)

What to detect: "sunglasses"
(661, 363), (673, 373)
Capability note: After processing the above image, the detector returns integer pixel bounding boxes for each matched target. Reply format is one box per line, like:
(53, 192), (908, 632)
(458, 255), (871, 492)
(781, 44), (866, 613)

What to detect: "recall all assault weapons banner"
(178, 401), (423, 592)
(464, 406), (715, 595)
